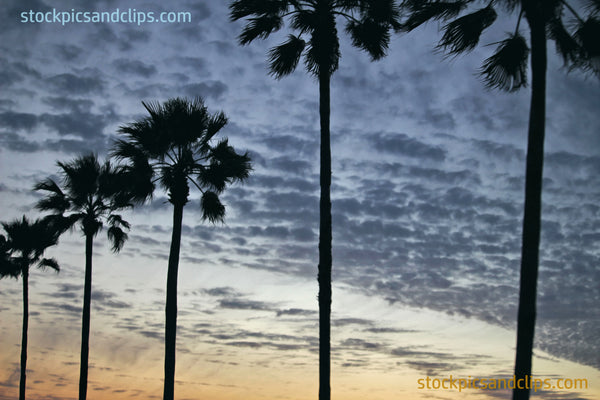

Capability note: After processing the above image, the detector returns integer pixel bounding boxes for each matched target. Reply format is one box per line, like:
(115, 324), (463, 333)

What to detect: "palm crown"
(113, 97), (252, 221)
(230, 0), (401, 78)
(0, 216), (60, 279)
(34, 153), (131, 252)
(399, 0), (600, 91)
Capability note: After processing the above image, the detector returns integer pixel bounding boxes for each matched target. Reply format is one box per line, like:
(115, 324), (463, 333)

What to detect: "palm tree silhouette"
(34, 153), (131, 400)
(398, 2), (599, 399)
(1, 216), (60, 400)
(112, 97), (252, 400)
(229, 2), (399, 399)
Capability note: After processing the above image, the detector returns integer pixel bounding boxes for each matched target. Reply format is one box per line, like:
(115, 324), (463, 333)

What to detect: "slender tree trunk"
(163, 203), (184, 400)
(513, 12), (547, 400)
(19, 267), (29, 400)
(318, 70), (332, 400)
(79, 233), (94, 400)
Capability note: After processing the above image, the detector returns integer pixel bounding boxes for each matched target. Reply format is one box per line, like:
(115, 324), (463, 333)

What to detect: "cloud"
(218, 299), (273, 312)
(0, 131), (41, 152)
(46, 72), (105, 95)
(370, 132), (447, 162)
(0, 111), (38, 130)
(276, 308), (316, 317)
(339, 338), (383, 351)
(203, 286), (239, 297)
(171, 56), (209, 74)
(53, 44), (84, 62)
(42, 96), (95, 113)
(405, 360), (461, 376)
(179, 81), (228, 100)
(113, 59), (157, 78)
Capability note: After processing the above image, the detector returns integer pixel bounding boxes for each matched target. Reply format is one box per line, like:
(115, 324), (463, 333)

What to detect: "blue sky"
(0, 1), (599, 399)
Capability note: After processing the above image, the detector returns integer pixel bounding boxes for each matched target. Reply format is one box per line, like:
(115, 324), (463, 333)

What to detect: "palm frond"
(291, 8), (316, 34)
(38, 257), (60, 272)
(33, 178), (64, 196)
(141, 99), (163, 121)
(35, 192), (70, 214)
(107, 214), (131, 230)
(346, 18), (390, 60)
(480, 33), (529, 92)
(399, 0), (468, 32)
(0, 258), (21, 279)
(362, 0), (401, 24)
(210, 140), (253, 181)
(116, 162), (155, 206)
(198, 164), (227, 193)
(107, 226), (128, 253)
(41, 214), (79, 236)
(198, 140), (252, 193)
(587, 0), (600, 14)
(201, 191), (226, 224)
(334, 0), (361, 13)
(268, 35), (306, 78)
(574, 17), (600, 75)
(229, 0), (289, 21)
(111, 138), (155, 204)
(548, 15), (581, 65)
(57, 154), (101, 207)
(239, 14), (283, 45)
(438, 4), (497, 55)
(0, 234), (21, 279)
(111, 138), (140, 160)
(117, 120), (166, 159)
(34, 177), (70, 213)
(206, 111), (228, 143)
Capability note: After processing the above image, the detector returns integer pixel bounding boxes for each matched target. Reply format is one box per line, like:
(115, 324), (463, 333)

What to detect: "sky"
(0, 0), (599, 399)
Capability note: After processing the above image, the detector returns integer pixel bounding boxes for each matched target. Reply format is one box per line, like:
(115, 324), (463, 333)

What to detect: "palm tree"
(229, 2), (399, 399)
(34, 153), (132, 400)
(112, 96), (252, 400)
(397, 1), (599, 399)
(1, 216), (60, 400)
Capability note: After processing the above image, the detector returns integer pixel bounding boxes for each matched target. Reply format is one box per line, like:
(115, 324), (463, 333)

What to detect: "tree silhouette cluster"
(1, 1), (599, 400)
(1, 97), (251, 400)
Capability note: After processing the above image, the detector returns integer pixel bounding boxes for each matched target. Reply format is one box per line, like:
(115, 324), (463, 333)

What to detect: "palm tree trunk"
(318, 70), (332, 400)
(19, 267), (29, 400)
(163, 203), (184, 400)
(79, 233), (93, 400)
(513, 12), (547, 400)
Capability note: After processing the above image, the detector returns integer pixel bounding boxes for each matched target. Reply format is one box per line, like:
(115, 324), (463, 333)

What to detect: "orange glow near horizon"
(2, 281), (599, 400)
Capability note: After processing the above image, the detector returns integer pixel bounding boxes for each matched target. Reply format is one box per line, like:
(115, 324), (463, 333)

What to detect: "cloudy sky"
(1, 0), (599, 399)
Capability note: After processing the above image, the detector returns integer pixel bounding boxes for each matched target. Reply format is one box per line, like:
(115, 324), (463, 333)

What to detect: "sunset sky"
(1, 1), (599, 399)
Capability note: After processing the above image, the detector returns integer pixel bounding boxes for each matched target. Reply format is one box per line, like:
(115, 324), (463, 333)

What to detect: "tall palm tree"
(229, 2), (399, 399)
(112, 96), (252, 400)
(1, 216), (60, 400)
(398, 1), (599, 399)
(34, 153), (132, 400)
